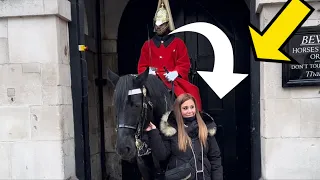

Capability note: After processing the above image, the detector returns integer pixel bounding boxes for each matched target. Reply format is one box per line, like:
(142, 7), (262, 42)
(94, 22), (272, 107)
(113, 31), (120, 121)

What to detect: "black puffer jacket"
(147, 111), (223, 180)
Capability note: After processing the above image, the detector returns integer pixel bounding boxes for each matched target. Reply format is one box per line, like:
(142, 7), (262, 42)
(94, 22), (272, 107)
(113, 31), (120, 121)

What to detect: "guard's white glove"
(164, 71), (178, 81)
(149, 68), (156, 75)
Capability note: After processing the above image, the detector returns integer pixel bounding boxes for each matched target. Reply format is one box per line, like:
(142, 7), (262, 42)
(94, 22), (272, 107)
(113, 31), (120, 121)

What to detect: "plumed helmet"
(154, 2), (169, 26)
(153, 0), (175, 31)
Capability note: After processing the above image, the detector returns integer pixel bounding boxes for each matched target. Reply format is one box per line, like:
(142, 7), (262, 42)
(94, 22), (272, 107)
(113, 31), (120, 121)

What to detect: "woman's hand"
(145, 122), (156, 131)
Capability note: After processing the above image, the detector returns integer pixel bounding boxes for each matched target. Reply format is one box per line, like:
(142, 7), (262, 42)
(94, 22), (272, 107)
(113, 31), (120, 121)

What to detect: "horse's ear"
(136, 67), (149, 86)
(106, 68), (119, 87)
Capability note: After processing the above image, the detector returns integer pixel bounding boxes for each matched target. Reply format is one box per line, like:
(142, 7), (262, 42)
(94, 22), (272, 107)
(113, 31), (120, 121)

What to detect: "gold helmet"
(153, 0), (175, 31)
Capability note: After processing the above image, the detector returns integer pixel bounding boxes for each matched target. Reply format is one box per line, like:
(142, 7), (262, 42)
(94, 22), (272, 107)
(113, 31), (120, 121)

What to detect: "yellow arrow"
(249, 0), (314, 64)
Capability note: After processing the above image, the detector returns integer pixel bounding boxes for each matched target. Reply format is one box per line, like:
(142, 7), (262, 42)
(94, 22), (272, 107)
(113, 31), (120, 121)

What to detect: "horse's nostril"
(119, 145), (131, 155)
(126, 147), (130, 153)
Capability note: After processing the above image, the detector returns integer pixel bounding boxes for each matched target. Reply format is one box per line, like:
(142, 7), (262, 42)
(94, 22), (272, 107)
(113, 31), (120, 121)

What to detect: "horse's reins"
(117, 84), (153, 157)
(164, 66), (175, 100)
(125, 84), (164, 175)
(134, 86), (153, 150)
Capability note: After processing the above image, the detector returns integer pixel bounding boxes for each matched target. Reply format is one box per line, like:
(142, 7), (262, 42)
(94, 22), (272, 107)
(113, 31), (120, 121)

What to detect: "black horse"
(107, 67), (175, 180)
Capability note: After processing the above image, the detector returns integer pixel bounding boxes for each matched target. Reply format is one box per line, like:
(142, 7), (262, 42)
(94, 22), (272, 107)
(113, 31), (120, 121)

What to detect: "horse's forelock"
(113, 74), (135, 113)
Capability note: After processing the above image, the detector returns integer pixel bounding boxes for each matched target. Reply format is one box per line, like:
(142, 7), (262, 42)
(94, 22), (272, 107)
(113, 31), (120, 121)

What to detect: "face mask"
(183, 116), (196, 122)
(155, 23), (169, 35)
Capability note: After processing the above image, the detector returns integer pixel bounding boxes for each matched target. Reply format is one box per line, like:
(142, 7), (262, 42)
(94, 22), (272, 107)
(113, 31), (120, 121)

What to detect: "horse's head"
(107, 68), (154, 161)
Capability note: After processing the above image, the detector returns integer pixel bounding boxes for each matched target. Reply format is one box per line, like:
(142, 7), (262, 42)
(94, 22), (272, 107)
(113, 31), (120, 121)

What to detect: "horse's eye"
(130, 103), (139, 108)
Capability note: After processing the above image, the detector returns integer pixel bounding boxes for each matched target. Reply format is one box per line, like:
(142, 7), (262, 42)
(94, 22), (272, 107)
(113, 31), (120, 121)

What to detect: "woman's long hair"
(173, 93), (208, 152)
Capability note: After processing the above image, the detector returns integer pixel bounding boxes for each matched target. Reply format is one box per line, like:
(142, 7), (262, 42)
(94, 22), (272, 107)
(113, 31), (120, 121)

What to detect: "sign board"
(282, 26), (320, 87)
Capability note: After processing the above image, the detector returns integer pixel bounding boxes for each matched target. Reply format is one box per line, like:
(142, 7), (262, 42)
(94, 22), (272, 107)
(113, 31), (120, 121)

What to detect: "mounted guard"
(137, 0), (203, 111)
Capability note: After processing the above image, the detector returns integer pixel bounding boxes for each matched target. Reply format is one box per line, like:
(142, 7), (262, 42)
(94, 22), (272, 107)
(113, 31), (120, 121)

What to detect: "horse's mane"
(113, 74), (173, 114)
(144, 75), (173, 113)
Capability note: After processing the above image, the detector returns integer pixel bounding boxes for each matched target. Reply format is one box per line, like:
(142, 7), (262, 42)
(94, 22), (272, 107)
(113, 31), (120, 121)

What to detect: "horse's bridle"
(116, 85), (153, 156)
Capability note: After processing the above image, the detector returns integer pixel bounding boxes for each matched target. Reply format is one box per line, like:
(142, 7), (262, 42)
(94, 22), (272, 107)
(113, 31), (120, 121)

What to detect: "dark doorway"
(117, 0), (252, 179)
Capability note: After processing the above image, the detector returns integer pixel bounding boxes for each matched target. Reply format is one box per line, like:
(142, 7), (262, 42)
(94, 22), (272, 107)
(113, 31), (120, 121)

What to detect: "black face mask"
(184, 116), (198, 138)
(154, 22), (169, 36)
(183, 116), (196, 122)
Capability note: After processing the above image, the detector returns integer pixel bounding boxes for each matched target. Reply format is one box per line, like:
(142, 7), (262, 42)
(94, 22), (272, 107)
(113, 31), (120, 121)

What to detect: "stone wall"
(83, 0), (130, 179)
(84, 0), (103, 179)
(100, 0), (128, 178)
(0, 0), (76, 179)
(257, 1), (320, 179)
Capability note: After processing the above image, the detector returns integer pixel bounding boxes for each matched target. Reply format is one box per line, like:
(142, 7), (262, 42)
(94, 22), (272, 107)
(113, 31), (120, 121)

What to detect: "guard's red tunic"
(137, 35), (202, 111)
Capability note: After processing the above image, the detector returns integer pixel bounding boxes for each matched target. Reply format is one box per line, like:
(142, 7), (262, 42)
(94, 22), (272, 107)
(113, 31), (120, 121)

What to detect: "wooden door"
(171, 0), (251, 179)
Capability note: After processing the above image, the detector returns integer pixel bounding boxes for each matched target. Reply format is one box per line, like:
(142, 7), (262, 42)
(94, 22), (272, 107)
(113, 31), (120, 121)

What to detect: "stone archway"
(117, 0), (252, 179)
(117, 0), (159, 75)
(81, 0), (132, 179)
(94, 0), (132, 179)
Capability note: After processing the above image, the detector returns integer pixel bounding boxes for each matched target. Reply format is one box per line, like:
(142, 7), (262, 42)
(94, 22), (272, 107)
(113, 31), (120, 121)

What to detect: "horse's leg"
(136, 155), (154, 180)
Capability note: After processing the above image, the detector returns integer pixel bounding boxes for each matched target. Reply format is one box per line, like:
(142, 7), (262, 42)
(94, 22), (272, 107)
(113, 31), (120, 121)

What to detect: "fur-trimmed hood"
(159, 111), (217, 137)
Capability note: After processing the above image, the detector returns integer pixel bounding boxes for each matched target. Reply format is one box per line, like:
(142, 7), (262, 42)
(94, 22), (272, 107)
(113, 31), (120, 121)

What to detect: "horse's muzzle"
(116, 130), (137, 161)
